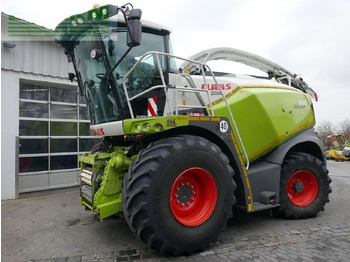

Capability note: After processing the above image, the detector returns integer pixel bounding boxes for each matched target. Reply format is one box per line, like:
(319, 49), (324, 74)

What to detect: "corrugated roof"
(1, 12), (73, 78)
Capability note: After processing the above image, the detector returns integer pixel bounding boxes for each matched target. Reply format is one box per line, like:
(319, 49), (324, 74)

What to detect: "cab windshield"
(73, 25), (173, 125)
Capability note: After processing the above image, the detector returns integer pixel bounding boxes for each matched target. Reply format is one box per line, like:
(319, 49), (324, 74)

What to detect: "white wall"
(1, 70), (76, 200)
(1, 70), (19, 200)
(1, 13), (77, 199)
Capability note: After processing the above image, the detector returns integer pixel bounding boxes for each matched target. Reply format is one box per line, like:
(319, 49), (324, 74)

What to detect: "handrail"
(128, 85), (165, 102)
(122, 51), (250, 170)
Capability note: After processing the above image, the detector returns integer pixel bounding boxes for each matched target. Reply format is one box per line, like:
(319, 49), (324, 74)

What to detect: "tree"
(337, 119), (350, 136)
(316, 121), (334, 138)
(316, 121), (334, 148)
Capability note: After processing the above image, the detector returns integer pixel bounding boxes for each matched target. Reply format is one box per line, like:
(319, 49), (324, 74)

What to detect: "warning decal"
(148, 97), (157, 116)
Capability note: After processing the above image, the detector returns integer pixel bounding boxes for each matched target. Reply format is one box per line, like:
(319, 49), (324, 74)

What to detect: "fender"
(264, 128), (325, 166)
(245, 128), (325, 211)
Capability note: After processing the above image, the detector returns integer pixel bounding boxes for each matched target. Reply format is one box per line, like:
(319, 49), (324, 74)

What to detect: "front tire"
(278, 152), (332, 219)
(122, 135), (236, 255)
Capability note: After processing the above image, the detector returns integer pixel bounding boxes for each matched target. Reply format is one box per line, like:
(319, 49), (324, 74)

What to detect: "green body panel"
(212, 86), (315, 162)
(79, 152), (109, 218)
(123, 116), (190, 134)
(79, 152), (111, 166)
(93, 152), (131, 220)
(79, 148), (132, 221)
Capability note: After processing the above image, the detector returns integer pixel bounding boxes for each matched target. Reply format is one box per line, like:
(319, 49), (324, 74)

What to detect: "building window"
(18, 82), (100, 193)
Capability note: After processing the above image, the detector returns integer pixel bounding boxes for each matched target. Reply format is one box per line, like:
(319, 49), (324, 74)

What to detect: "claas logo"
(201, 83), (232, 91)
(91, 128), (105, 136)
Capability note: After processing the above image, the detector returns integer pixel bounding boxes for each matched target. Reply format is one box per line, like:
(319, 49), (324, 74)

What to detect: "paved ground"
(2, 160), (350, 262)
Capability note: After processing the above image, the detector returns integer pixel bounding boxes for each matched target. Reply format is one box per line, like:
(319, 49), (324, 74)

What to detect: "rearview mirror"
(127, 9), (142, 47)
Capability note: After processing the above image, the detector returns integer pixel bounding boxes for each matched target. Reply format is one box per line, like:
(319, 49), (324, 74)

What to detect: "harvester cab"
(55, 4), (331, 256)
(55, 4), (170, 124)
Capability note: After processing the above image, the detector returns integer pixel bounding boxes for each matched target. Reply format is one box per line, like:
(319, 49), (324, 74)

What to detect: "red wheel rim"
(170, 167), (217, 226)
(287, 170), (319, 207)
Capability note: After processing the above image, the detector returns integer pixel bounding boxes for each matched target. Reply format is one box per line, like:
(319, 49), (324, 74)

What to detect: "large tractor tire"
(122, 135), (236, 255)
(278, 152), (332, 219)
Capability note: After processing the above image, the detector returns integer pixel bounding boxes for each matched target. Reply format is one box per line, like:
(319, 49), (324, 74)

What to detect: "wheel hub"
(170, 167), (217, 227)
(292, 181), (305, 193)
(287, 170), (319, 207)
(176, 183), (194, 205)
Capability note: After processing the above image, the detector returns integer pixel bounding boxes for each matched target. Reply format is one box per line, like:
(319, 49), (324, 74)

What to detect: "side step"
(234, 202), (279, 212)
(253, 202), (280, 212)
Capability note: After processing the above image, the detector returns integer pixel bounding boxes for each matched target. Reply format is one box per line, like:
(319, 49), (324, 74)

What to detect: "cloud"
(2, 0), (349, 123)
(271, 0), (350, 123)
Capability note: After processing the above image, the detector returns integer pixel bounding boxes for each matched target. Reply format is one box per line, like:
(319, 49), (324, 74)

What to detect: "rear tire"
(122, 135), (236, 255)
(278, 152), (332, 219)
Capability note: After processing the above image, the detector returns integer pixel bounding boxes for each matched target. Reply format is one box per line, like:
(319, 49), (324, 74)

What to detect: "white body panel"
(164, 72), (292, 116)
(90, 120), (124, 136)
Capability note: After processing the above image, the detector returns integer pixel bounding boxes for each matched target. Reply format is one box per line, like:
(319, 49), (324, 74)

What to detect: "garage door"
(18, 82), (100, 193)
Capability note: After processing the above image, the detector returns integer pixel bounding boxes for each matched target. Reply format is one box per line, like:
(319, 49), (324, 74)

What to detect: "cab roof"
(55, 5), (171, 51)
(109, 14), (172, 34)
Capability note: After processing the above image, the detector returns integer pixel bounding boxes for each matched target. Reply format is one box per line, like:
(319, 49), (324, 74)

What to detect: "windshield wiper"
(107, 46), (133, 78)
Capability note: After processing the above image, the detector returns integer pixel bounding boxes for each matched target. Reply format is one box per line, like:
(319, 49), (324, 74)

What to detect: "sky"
(2, 0), (350, 127)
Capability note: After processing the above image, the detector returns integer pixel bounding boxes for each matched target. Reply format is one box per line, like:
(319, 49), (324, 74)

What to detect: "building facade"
(1, 13), (99, 199)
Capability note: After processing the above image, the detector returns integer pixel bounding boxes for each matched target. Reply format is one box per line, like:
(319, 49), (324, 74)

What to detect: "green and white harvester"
(55, 4), (332, 255)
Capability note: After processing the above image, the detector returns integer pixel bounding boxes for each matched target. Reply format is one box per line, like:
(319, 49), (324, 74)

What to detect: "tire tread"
(122, 135), (235, 255)
(278, 152), (331, 219)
